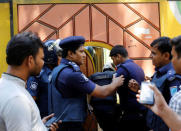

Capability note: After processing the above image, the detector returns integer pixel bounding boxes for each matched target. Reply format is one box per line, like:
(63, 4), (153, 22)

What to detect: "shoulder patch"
(30, 82), (38, 90)
(68, 61), (80, 72)
(168, 69), (175, 75)
(81, 74), (89, 81)
(167, 69), (176, 81)
(167, 75), (175, 81)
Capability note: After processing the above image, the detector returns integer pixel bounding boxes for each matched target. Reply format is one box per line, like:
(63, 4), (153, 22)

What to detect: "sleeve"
(169, 91), (181, 116)
(26, 76), (39, 97)
(116, 67), (129, 78)
(2, 96), (32, 131)
(67, 72), (96, 94)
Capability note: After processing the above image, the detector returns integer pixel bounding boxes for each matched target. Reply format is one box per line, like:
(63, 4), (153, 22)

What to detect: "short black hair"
(62, 44), (84, 58)
(6, 32), (43, 66)
(150, 37), (172, 60)
(110, 45), (128, 58)
(171, 35), (181, 59)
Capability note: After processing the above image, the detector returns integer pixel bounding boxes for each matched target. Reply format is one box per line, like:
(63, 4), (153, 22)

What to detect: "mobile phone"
(139, 81), (155, 105)
(45, 104), (71, 127)
(45, 116), (57, 127)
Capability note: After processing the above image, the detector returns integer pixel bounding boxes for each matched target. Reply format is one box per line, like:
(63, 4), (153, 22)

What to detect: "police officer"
(89, 63), (119, 131)
(49, 36), (124, 131)
(146, 37), (181, 131)
(110, 45), (148, 131)
(27, 39), (62, 118)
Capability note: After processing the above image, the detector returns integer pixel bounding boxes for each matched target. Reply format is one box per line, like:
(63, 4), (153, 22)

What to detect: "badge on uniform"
(30, 82), (38, 90)
(170, 86), (177, 97)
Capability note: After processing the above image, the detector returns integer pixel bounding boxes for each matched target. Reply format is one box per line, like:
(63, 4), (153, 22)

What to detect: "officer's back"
(89, 63), (119, 131)
(110, 45), (148, 131)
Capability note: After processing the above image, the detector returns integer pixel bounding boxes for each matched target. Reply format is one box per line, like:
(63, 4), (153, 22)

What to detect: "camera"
(139, 81), (155, 105)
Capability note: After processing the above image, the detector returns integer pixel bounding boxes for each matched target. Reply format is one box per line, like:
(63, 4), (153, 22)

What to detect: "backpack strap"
(51, 64), (69, 84)
(90, 72), (114, 81)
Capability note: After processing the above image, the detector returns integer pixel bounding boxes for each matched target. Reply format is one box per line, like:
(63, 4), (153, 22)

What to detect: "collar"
(117, 59), (133, 68)
(61, 58), (71, 64)
(155, 62), (173, 75)
(42, 66), (52, 74)
(61, 58), (79, 66)
(2, 73), (26, 88)
(61, 58), (80, 71)
(38, 66), (52, 78)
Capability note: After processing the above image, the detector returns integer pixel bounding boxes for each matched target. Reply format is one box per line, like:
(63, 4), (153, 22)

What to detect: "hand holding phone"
(139, 81), (155, 105)
(45, 104), (70, 128)
(45, 116), (58, 127)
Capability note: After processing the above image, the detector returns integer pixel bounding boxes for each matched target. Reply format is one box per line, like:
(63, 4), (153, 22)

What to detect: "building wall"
(0, 0), (181, 76)
(0, 2), (10, 77)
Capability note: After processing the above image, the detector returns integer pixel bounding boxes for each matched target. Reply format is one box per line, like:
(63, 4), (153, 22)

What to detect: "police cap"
(59, 36), (85, 48)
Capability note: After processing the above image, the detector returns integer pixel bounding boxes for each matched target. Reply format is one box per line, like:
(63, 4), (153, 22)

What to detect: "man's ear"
(117, 54), (121, 58)
(117, 54), (123, 60)
(163, 52), (170, 60)
(67, 50), (74, 58)
(26, 55), (34, 68)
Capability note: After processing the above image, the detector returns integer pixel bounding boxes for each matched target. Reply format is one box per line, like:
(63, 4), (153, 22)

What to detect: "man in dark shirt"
(110, 45), (147, 131)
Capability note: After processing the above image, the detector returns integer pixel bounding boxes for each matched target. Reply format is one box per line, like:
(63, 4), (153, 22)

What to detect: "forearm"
(159, 105), (181, 131)
(91, 83), (118, 98)
(101, 83), (118, 97)
(91, 75), (124, 98)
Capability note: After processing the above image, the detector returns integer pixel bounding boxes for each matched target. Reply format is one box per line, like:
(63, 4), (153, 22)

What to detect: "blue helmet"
(43, 39), (62, 65)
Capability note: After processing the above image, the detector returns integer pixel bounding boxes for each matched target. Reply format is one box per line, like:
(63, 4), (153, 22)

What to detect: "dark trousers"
(94, 110), (119, 131)
(58, 122), (84, 131)
(118, 119), (149, 131)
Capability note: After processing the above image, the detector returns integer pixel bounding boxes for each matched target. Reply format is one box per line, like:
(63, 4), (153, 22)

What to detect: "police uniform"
(147, 62), (181, 131)
(27, 39), (60, 118)
(27, 66), (52, 118)
(56, 59), (95, 97)
(116, 59), (148, 131)
(49, 36), (96, 131)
